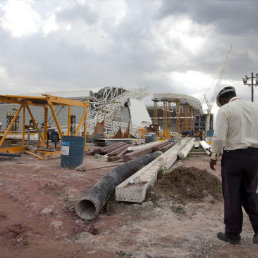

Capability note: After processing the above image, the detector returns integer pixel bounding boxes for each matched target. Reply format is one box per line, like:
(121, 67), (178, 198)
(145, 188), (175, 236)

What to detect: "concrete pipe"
(75, 151), (161, 220)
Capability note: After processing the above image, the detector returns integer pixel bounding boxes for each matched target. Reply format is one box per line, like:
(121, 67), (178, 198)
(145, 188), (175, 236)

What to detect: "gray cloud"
(0, 0), (258, 103)
(159, 0), (258, 35)
(156, 0), (258, 80)
(57, 4), (98, 24)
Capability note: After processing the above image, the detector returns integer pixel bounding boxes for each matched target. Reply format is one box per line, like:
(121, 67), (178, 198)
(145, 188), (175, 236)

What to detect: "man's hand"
(210, 158), (217, 170)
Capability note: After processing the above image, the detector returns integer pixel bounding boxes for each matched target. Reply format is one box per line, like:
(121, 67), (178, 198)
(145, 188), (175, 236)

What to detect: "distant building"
(146, 93), (213, 134)
(195, 114), (213, 131)
(146, 104), (213, 132)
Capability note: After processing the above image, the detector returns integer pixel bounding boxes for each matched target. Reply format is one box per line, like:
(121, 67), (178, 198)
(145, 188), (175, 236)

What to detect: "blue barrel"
(206, 130), (214, 137)
(150, 133), (157, 142)
(145, 133), (157, 143)
(61, 136), (85, 169)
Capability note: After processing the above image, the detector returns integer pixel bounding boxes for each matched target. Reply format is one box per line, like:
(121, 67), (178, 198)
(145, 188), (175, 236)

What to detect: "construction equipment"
(0, 94), (89, 159)
(204, 44), (232, 132)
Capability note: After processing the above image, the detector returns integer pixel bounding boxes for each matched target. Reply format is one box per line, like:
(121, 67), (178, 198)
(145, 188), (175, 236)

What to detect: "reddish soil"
(0, 147), (257, 257)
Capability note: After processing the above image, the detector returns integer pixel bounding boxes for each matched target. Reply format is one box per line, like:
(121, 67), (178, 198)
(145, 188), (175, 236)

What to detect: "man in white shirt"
(210, 86), (258, 245)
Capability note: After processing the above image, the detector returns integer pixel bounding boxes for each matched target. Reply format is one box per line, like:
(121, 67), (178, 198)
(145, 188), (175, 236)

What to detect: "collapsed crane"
(87, 87), (150, 136)
(204, 44), (232, 132)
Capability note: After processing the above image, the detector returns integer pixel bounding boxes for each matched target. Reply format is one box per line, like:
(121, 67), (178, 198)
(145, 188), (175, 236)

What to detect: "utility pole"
(242, 72), (258, 102)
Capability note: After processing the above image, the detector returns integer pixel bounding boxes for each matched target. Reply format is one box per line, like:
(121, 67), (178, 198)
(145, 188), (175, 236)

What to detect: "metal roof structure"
(87, 87), (150, 135)
(152, 93), (203, 114)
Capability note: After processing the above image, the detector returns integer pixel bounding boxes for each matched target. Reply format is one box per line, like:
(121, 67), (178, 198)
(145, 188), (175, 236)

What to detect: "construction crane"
(204, 44), (232, 132)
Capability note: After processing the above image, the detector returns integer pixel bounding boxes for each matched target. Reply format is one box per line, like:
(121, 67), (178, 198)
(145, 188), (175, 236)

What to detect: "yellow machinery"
(138, 127), (147, 138)
(0, 94), (89, 159)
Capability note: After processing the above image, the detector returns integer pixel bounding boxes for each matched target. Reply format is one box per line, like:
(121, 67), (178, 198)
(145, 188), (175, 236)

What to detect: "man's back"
(220, 98), (258, 149)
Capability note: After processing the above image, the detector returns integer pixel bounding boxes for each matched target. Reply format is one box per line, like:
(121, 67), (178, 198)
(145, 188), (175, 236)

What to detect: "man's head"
(216, 86), (236, 107)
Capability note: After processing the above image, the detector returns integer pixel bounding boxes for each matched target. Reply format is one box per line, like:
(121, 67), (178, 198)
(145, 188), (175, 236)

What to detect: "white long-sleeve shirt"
(211, 97), (258, 160)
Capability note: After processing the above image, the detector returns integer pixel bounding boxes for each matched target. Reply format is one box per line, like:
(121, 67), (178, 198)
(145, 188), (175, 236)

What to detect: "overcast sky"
(0, 0), (258, 110)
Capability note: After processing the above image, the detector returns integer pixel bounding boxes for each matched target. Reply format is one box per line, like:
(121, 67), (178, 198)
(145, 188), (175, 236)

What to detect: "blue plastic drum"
(61, 136), (85, 169)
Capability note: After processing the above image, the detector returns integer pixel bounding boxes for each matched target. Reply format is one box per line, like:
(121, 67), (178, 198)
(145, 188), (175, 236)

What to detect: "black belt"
(224, 147), (258, 153)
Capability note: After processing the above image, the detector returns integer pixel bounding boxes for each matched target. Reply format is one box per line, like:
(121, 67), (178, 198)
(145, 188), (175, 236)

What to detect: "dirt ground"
(0, 146), (258, 258)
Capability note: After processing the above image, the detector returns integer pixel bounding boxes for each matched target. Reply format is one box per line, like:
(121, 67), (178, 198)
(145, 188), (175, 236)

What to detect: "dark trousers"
(221, 148), (258, 237)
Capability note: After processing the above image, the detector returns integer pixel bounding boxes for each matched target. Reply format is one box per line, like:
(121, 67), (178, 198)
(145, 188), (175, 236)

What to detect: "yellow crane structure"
(0, 94), (89, 159)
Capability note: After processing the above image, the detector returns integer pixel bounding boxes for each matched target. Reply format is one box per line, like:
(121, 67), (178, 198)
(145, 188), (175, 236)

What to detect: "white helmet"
(216, 86), (236, 107)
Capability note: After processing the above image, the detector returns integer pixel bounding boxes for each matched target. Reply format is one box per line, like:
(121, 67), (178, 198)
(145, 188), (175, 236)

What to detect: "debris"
(76, 232), (93, 240)
(50, 221), (63, 230)
(0, 223), (29, 247)
(76, 166), (86, 172)
(94, 154), (108, 159)
(40, 207), (54, 216)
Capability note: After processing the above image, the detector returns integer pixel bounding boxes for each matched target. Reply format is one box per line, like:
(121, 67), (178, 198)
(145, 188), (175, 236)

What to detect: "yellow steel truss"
(0, 94), (89, 159)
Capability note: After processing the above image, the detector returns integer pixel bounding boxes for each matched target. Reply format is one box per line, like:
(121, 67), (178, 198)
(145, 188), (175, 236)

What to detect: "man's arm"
(210, 108), (228, 170)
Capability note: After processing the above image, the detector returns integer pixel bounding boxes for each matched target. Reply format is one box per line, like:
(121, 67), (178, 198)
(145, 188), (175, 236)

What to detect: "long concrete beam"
(200, 140), (211, 155)
(123, 146), (154, 162)
(123, 142), (169, 162)
(123, 142), (165, 162)
(177, 138), (195, 159)
(127, 141), (161, 152)
(115, 138), (190, 203)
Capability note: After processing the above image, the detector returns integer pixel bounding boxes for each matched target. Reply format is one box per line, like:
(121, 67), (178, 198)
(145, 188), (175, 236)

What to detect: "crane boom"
(204, 44), (232, 132)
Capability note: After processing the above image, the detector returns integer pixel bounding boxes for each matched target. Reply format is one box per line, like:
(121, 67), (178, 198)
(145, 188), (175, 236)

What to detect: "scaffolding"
(0, 94), (89, 159)
(152, 93), (203, 138)
(175, 100), (181, 133)
(6, 109), (20, 131)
